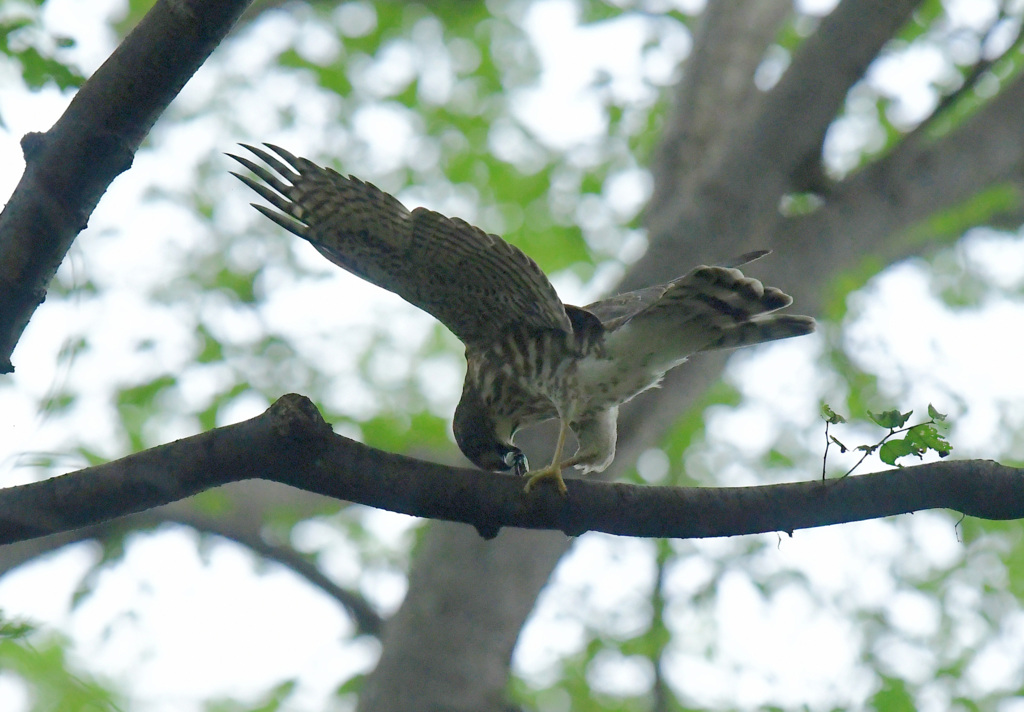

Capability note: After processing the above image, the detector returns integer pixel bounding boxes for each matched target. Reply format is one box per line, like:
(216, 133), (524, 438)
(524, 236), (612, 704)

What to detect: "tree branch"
(905, 6), (1023, 145)
(776, 68), (1024, 309)
(165, 508), (385, 637)
(647, 0), (791, 218)
(0, 501), (385, 638)
(0, 0), (253, 373)
(2, 395), (1019, 547)
(640, 0), (924, 286)
(757, 0), (923, 191)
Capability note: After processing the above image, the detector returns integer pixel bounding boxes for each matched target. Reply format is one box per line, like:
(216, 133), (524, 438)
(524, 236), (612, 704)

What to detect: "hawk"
(230, 144), (815, 495)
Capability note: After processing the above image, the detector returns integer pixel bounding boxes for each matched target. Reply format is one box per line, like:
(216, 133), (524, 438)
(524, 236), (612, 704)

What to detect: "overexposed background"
(3, 0), (1024, 710)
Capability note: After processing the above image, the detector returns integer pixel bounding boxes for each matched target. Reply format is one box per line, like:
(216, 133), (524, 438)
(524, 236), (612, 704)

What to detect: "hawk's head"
(453, 392), (528, 477)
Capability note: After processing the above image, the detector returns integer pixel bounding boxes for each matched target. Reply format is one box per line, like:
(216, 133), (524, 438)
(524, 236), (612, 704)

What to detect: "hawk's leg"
(558, 453), (586, 470)
(556, 407), (617, 475)
(523, 418), (571, 495)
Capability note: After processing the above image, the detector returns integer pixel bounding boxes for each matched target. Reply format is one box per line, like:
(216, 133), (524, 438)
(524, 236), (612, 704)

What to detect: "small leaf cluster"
(822, 403), (952, 478)
(0, 15), (84, 97)
(0, 610), (35, 640)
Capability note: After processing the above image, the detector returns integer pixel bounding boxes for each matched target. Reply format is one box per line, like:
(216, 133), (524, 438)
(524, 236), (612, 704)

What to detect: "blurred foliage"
(656, 379), (741, 487)
(868, 676), (917, 712)
(0, 610), (35, 640)
(902, 185), (1024, 252)
(0, 9), (84, 110)
(204, 680), (298, 712)
(0, 634), (123, 712)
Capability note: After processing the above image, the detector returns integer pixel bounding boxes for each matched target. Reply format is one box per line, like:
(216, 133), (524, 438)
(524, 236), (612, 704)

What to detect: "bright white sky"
(2, 0), (1024, 711)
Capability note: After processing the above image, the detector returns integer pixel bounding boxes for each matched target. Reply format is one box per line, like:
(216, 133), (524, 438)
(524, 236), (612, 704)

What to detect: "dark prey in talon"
(230, 144), (816, 496)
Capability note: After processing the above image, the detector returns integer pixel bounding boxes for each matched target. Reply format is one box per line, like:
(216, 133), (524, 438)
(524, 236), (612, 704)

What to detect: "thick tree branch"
(0, 0), (253, 373)
(757, 0), (922, 190)
(640, 0), (924, 285)
(2, 395), (1020, 547)
(778, 68), (1024, 308)
(0, 394), (329, 543)
(648, 0), (791, 216)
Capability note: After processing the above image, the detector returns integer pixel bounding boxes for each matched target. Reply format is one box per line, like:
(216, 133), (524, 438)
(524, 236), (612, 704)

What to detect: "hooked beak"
(504, 450), (529, 477)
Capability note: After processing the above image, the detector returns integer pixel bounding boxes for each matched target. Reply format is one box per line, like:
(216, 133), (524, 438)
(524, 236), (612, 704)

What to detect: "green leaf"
(579, 0), (625, 23)
(901, 184), (1022, 249)
(116, 375), (178, 450)
(360, 410), (450, 454)
(869, 675), (917, 711)
(74, 446), (108, 467)
(13, 45), (85, 90)
(906, 424), (952, 458)
(41, 390), (76, 414)
(116, 375), (177, 407)
(828, 435), (848, 453)
(0, 612), (35, 640)
(780, 191), (823, 216)
(868, 409), (913, 429)
(821, 403), (847, 424)
(335, 672), (367, 696)
(196, 381), (251, 431)
(879, 438), (922, 466)
(927, 403), (947, 422)
(195, 323), (224, 364)
(0, 635), (124, 710)
(190, 488), (233, 517)
(0, 19), (31, 55)
(213, 266), (258, 303)
(821, 255), (887, 322)
(765, 448), (796, 467)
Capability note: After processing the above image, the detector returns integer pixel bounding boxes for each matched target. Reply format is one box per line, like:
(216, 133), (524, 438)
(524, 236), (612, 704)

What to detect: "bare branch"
(762, 0), (923, 191)
(908, 4), (1024, 144)
(1, 394), (1020, 547)
(0, 0), (253, 373)
(0, 500), (385, 637)
(777, 70), (1024, 304)
(165, 509), (384, 637)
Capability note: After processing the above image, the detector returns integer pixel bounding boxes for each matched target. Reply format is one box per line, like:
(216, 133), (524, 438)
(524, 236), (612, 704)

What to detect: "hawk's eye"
(504, 449), (528, 477)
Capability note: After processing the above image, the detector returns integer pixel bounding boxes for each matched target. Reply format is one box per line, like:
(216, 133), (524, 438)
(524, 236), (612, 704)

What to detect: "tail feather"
(646, 265), (798, 325)
(701, 314), (816, 351)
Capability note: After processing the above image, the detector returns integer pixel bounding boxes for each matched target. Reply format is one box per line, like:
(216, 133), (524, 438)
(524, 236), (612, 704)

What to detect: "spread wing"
(229, 144), (572, 348)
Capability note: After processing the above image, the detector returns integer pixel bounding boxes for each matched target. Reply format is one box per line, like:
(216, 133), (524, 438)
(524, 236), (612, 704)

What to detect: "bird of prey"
(230, 144), (815, 495)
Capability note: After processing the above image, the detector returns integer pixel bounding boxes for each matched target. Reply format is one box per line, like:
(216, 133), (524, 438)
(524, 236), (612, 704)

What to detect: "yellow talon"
(522, 417), (572, 495)
(523, 466), (568, 495)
